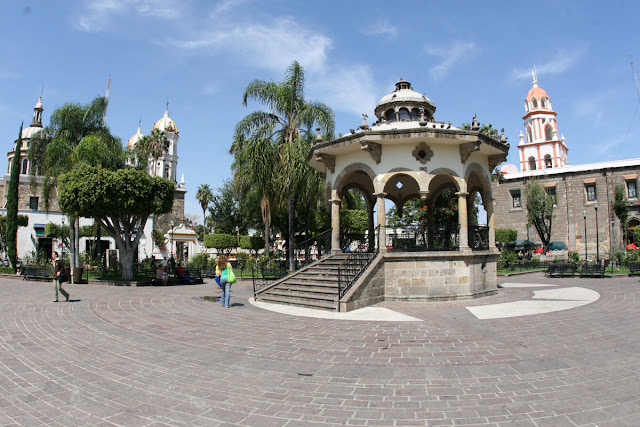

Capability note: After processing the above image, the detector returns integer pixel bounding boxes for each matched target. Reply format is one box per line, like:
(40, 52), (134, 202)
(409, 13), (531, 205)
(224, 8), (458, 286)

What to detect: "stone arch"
(464, 162), (492, 200)
(382, 172), (422, 217)
(332, 163), (376, 191)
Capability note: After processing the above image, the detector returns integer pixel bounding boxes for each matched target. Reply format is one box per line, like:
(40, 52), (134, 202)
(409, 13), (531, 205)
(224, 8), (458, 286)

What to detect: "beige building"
(493, 75), (640, 259)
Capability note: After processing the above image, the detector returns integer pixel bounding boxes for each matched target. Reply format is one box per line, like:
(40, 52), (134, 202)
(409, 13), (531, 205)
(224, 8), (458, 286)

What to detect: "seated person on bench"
(156, 265), (168, 285)
(176, 264), (192, 285)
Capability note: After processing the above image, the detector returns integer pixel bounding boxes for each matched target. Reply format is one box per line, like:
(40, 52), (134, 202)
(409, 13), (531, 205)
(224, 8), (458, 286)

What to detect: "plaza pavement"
(1, 273), (640, 426)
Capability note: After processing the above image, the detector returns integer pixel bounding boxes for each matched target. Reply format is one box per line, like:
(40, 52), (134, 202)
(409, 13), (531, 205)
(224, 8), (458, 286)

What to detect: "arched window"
(527, 126), (533, 143)
(532, 98), (538, 108)
(410, 108), (420, 121)
(528, 156), (537, 171)
(21, 158), (28, 174)
(545, 124), (554, 141)
(398, 108), (410, 121)
(544, 154), (552, 168)
(541, 98), (547, 108)
(385, 109), (396, 122)
(524, 100), (529, 112)
(164, 165), (169, 178)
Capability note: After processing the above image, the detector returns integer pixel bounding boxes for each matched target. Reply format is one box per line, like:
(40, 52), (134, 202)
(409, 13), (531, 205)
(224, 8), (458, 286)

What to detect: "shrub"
(495, 228), (517, 243)
(235, 252), (251, 270)
(567, 251), (580, 265)
(498, 250), (518, 269)
(188, 253), (209, 270)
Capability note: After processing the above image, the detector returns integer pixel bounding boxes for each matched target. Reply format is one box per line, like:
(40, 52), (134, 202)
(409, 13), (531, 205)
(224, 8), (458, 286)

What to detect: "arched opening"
(544, 154), (553, 168)
(164, 165), (169, 178)
(527, 126), (533, 143)
(545, 124), (554, 141)
(532, 97), (538, 108)
(398, 108), (410, 121)
(385, 109), (396, 123)
(541, 97), (547, 108)
(410, 108), (421, 121)
(627, 218), (640, 246)
(21, 158), (28, 174)
(528, 156), (537, 171)
(524, 100), (529, 112)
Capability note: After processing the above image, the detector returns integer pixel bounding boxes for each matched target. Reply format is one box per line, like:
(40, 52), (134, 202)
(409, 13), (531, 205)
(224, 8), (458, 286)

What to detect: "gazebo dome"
(127, 126), (144, 148)
(374, 79), (437, 124)
(153, 109), (178, 134)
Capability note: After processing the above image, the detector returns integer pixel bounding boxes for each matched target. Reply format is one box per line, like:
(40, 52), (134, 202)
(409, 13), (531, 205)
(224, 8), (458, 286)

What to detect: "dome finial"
(532, 65), (538, 87)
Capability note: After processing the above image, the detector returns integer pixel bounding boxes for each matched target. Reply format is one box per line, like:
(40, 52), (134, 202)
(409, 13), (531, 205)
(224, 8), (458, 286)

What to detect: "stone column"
(367, 200), (375, 253)
(457, 191), (470, 251)
(485, 197), (496, 249)
(375, 192), (387, 252)
(331, 196), (341, 253)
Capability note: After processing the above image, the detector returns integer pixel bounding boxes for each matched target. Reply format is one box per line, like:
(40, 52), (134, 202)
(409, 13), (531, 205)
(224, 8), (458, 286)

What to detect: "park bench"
(188, 269), (203, 284)
(579, 263), (607, 278)
(144, 270), (163, 286)
(202, 266), (217, 278)
(628, 262), (640, 277)
(21, 266), (52, 281)
(545, 263), (577, 277)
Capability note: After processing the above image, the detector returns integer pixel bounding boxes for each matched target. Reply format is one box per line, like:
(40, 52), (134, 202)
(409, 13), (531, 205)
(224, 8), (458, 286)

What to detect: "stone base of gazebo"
(339, 251), (499, 312)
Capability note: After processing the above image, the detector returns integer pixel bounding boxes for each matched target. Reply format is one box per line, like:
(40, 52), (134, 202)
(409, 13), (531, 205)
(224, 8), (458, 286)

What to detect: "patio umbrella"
(627, 243), (638, 250)
(504, 240), (540, 251)
(534, 247), (543, 254)
(548, 241), (568, 251)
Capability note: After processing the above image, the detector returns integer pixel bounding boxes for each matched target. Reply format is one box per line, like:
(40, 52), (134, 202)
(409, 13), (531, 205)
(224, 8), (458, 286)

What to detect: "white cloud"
(512, 45), (589, 80)
(425, 41), (477, 80)
(360, 19), (398, 37)
(168, 17), (332, 73)
(74, 0), (185, 32)
(308, 64), (378, 117)
(210, 0), (253, 16)
(572, 92), (610, 125)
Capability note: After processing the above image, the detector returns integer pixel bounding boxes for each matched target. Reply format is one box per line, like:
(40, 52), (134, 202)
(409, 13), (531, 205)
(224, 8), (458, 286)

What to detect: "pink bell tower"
(518, 69), (569, 171)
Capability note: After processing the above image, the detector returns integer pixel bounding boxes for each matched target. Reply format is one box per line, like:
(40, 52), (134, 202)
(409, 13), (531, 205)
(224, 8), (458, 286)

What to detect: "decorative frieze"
(412, 142), (433, 164)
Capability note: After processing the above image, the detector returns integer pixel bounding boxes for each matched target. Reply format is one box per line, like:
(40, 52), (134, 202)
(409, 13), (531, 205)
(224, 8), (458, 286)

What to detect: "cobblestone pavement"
(1, 273), (640, 426)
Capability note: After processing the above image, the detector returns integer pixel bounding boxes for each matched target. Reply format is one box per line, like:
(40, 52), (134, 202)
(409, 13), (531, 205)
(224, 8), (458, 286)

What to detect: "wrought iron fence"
(337, 251), (378, 303)
(294, 229), (332, 269)
(469, 225), (489, 250)
(341, 228), (378, 253)
(386, 224), (459, 252)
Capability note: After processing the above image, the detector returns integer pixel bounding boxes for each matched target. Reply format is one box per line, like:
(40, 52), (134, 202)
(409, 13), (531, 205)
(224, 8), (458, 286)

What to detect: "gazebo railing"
(469, 225), (489, 250)
(386, 225), (459, 252)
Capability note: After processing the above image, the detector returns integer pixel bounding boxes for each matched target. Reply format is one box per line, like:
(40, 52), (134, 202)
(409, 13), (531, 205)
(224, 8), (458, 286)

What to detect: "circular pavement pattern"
(1, 273), (640, 426)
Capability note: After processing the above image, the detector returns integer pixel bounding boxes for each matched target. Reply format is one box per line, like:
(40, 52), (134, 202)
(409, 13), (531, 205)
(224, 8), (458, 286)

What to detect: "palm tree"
(29, 97), (122, 278)
(195, 184), (213, 233)
(232, 61), (334, 271)
(129, 128), (169, 174)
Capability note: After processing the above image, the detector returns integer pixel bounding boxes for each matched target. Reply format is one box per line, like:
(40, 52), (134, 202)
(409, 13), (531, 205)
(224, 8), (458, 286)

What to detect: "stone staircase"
(255, 253), (351, 311)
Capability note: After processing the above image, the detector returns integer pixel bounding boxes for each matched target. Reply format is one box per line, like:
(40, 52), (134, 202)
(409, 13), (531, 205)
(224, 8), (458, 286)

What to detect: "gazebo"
(308, 79), (509, 308)
(164, 219), (198, 263)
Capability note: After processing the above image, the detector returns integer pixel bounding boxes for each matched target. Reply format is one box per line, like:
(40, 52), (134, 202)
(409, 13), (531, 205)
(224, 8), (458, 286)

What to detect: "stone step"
(275, 284), (339, 294)
(284, 278), (339, 287)
(263, 288), (337, 301)
(257, 294), (337, 311)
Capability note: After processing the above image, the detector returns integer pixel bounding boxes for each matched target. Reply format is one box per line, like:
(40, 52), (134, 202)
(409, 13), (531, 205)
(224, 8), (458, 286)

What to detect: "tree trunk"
(264, 215), (270, 257)
(120, 245), (134, 280)
(288, 194), (296, 272)
(75, 216), (80, 268)
(68, 216), (76, 274)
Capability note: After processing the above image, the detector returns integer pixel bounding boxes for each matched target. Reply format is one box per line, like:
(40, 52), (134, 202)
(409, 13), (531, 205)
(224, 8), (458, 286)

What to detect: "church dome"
(374, 79), (436, 123)
(153, 109), (178, 134)
(127, 126), (144, 148)
(524, 71), (553, 113)
(21, 126), (42, 140)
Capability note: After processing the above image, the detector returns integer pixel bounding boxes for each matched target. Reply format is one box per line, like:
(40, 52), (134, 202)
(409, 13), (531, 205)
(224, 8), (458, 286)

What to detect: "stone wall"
(492, 164), (640, 257)
(0, 177), (60, 211)
(341, 254), (385, 311)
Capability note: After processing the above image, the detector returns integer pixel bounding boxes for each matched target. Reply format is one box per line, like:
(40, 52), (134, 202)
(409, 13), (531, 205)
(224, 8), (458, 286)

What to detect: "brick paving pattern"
(1, 273), (639, 426)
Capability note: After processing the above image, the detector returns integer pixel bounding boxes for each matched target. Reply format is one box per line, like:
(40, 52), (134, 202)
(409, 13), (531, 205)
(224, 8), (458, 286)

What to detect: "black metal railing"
(341, 227), (378, 253)
(337, 251), (378, 304)
(386, 224), (459, 252)
(469, 225), (489, 250)
(294, 229), (332, 269)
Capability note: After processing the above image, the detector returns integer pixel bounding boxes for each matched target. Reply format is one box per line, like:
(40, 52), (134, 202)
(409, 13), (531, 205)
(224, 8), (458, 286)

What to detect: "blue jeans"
(220, 278), (230, 307)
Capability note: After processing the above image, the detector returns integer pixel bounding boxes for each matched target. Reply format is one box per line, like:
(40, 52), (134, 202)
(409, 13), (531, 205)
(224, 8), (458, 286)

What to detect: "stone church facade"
(492, 73), (640, 259)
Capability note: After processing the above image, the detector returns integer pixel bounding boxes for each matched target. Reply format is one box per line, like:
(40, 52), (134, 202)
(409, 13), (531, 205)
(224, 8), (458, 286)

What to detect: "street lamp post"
(594, 200), (600, 265)
(170, 220), (175, 259)
(583, 210), (587, 262)
(61, 217), (65, 260)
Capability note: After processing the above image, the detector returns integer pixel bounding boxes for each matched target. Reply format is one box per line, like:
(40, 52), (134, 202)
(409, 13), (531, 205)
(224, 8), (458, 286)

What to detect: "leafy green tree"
(0, 214), (28, 264)
(195, 184), (213, 232)
(128, 128), (169, 172)
(495, 228), (517, 243)
(340, 210), (368, 234)
(461, 122), (499, 137)
(29, 96), (123, 276)
(234, 61), (334, 271)
(6, 124), (23, 271)
(524, 180), (555, 252)
(240, 235), (265, 257)
(613, 184), (629, 249)
(387, 189), (474, 228)
(58, 165), (175, 280)
(193, 224), (205, 241)
(204, 234), (237, 256)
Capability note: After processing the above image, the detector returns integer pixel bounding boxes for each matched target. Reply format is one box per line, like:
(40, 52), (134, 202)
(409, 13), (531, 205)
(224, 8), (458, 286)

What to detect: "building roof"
(153, 109), (178, 134)
(127, 126), (144, 148)
(502, 158), (640, 180)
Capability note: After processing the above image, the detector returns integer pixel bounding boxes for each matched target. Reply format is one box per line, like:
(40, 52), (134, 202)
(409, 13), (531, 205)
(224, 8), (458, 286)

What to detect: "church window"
(385, 109), (396, 122)
(398, 108), (410, 121)
(545, 124), (554, 141)
(546, 186), (557, 204)
(544, 155), (552, 168)
(532, 98), (538, 108)
(511, 190), (521, 208)
(29, 197), (38, 210)
(541, 98), (547, 108)
(528, 156), (537, 171)
(21, 158), (28, 174)
(586, 184), (596, 202)
(628, 181), (637, 198)
(527, 126), (533, 143)
(164, 165), (169, 178)
(524, 100), (529, 112)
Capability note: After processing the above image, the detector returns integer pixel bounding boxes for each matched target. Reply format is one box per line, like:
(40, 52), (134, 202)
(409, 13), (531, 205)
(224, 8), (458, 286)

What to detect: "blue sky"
(1, 0), (639, 220)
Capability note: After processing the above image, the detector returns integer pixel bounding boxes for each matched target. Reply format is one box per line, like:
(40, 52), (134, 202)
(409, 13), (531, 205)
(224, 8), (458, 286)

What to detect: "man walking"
(52, 251), (69, 302)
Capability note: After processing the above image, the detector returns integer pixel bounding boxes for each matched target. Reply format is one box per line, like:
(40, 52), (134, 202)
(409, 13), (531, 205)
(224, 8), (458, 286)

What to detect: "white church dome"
(127, 126), (144, 148)
(153, 109), (178, 134)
